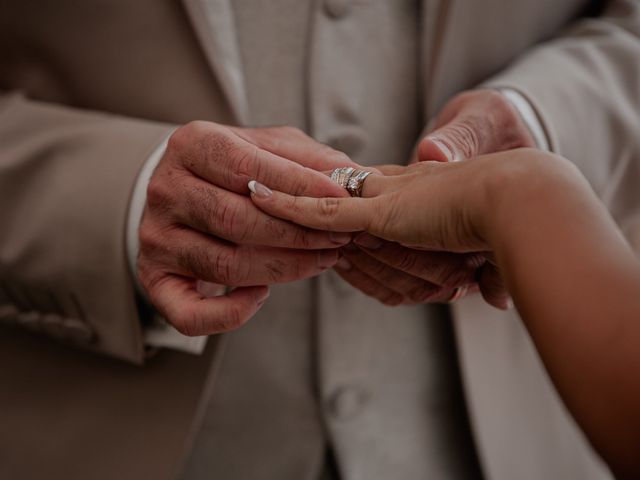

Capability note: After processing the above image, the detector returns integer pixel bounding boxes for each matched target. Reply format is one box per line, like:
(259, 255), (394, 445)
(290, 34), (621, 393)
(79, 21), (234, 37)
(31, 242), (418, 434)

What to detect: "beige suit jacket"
(1, 0), (639, 478)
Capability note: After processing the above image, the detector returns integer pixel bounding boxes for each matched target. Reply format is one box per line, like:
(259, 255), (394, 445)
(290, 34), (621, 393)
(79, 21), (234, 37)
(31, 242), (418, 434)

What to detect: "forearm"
(481, 154), (640, 477)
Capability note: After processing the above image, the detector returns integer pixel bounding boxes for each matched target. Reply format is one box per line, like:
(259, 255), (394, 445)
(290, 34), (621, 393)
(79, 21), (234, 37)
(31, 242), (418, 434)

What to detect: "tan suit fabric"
(1, 0), (639, 479)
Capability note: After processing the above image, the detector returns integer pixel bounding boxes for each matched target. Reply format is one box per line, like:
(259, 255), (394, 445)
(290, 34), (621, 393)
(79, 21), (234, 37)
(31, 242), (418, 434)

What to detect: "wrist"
(477, 150), (584, 252)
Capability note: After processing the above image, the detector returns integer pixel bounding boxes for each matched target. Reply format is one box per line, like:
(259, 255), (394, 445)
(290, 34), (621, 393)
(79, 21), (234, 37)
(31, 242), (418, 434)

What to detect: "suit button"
(328, 386), (368, 420)
(324, 0), (352, 19)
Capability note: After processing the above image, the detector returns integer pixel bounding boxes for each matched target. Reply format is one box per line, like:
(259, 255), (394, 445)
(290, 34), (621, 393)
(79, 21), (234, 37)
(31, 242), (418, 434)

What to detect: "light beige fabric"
(1, 0), (639, 479)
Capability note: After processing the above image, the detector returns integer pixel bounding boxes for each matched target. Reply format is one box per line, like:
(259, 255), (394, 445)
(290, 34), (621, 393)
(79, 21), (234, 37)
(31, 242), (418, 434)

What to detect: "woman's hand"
(248, 149), (544, 308)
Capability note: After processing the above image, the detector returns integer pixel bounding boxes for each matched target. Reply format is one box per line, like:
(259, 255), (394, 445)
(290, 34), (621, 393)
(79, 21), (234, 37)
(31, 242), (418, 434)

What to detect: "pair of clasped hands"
(138, 90), (537, 336)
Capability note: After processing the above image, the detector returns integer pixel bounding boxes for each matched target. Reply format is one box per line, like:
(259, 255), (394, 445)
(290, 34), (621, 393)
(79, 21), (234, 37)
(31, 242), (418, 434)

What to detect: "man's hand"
(417, 89), (536, 162)
(333, 89), (536, 308)
(137, 122), (356, 336)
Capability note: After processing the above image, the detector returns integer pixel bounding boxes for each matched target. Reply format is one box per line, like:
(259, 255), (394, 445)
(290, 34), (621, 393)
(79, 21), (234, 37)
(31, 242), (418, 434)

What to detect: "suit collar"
(182, 0), (250, 125)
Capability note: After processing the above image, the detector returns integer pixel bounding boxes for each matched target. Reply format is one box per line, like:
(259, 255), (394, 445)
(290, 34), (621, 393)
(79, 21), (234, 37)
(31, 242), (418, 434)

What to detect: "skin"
(137, 122), (356, 335)
(334, 89), (535, 308)
(139, 89), (531, 333)
(249, 148), (640, 479)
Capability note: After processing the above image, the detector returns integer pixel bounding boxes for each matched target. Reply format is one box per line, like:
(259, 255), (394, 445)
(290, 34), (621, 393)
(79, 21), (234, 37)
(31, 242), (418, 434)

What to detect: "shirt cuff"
(125, 132), (208, 355)
(499, 88), (551, 152)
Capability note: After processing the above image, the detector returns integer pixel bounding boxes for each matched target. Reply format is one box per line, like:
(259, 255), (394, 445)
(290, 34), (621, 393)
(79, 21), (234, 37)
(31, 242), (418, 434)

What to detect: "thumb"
(418, 121), (481, 163)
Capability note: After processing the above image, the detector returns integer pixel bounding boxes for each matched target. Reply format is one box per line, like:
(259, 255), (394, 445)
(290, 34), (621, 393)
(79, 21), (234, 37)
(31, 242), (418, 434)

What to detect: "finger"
(341, 246), (442, 304)
(417, 92), (535, 163)
(168, 175), (351, 248)
(334, 259), (404, 306)
(417, 118), (486, 162)
(142, 226), (339, 286)
(230, 126), (359, 172)
(249, 181), (375, 232)
(174, 124), (347, 198)
(353, 233), (482, 287)
(477, 261), (512, 310)
(148, 274), (270, 336)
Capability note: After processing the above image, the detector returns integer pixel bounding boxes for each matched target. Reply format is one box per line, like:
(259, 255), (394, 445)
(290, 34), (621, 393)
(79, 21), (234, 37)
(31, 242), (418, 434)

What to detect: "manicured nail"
(354, 233), (383, 250)
(318, 249), (338, 268)
(248, 180), (272, 198)
(429, 137), (454, 162)
(330, 232), (351, 245)
(335, 257), (352, 271)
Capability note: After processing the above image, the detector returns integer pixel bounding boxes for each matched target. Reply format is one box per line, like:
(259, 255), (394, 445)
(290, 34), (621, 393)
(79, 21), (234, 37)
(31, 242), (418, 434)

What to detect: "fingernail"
(318, 249), (338, 268)
(429, 137), (454, 162)
(330, 232), (351, 245)
(335, 257), (352, 271)
(354, 233), (383, 250)
(196, 280), (226, 298)
(248, 180), (272, 198)
(504, 297), (514, 310)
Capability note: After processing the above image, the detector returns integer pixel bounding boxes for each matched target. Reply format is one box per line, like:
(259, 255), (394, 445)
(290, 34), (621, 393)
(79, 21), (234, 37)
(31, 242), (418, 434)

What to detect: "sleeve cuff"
(497, 88), (551, 152)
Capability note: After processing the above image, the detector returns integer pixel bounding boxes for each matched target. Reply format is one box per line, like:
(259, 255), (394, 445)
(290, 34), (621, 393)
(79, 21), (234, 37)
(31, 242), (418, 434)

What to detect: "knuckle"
(166, 126), (189, 154)
(146, 176), (174, 213)
(168, 121), (207, 154)
(212, 248), (243, 285)
(264, 217), (289, 243)
(318, 197), (340, 223)
(138, 224), (166, 255)
(212, 200), (243, 240)
(447, 121), (480, 159)
(136, 262), (164, 297)
(290, 226), (312, 249)
(231, 145), (259, 180)
(265, 258), (294, 283)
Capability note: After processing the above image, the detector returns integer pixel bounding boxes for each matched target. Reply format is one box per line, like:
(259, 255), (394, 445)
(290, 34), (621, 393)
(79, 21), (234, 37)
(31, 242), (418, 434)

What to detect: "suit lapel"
(182, 0), (250, 124)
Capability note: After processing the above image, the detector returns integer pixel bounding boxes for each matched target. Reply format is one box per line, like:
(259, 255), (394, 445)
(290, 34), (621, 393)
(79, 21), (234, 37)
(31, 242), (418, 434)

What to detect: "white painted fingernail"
(248, 180), (272, 198)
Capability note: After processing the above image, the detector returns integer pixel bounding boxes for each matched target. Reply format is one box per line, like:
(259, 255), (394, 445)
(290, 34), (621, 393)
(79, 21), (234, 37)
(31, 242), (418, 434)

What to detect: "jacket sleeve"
(484, 0), (640, 249)
(0, 91), (175, 363)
